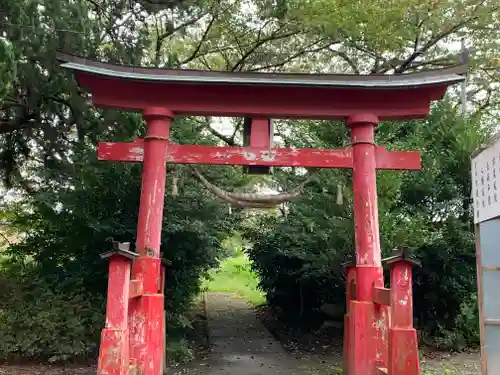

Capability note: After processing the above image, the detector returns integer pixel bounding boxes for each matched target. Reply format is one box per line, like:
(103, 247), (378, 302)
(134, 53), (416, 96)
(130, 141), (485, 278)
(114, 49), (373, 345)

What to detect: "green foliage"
(0, 38), (15, 103)
(0, 261), (103, 359)
(245, 102), (488, 344)
(412, 219), (477, 340)
(166, 339), (194, 363)
(433, 294), (480, 350)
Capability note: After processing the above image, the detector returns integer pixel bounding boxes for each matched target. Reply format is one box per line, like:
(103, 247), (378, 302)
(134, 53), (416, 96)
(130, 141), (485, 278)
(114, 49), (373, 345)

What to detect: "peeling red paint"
(98, 141), (355, 168)
(348, 116), (382, 287)
(387, 260), (420, 375)
(98, 255), (132, 375)
(98, 141), (421, 173)
(348, 116), (385, 375)
(127, 109), (171, 375)
(129, 279), (143, 298)
(96, 111), (424, 375)
(350, 301), (377, 375)
(130, 294), (164, 375)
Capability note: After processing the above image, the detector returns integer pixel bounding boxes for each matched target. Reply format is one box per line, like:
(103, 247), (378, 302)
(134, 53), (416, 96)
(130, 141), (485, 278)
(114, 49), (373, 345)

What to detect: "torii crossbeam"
(97, 138), (421, 170)
(57, 52), (465, 375)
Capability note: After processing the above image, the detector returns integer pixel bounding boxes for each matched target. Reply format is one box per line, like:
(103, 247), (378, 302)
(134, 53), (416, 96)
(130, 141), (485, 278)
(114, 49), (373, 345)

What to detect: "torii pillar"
(127, 107), (173, 375)
(347, 114), (388, 375)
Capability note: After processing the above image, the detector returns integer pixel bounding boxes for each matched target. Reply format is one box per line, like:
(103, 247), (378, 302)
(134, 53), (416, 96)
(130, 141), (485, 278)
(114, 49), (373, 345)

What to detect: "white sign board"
(472, 135), (500, 223)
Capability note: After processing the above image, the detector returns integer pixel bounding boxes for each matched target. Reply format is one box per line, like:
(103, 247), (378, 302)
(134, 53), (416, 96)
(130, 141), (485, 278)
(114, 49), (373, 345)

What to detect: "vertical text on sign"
(472, 136), (500, 224)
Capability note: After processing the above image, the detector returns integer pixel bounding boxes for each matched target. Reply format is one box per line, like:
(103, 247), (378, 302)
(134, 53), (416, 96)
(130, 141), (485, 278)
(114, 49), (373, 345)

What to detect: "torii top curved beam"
(57, 53), (466, 120)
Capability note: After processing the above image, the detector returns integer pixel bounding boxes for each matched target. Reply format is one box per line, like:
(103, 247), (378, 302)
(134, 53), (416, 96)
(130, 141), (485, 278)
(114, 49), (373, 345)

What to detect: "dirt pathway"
(173, 292), (308, 374)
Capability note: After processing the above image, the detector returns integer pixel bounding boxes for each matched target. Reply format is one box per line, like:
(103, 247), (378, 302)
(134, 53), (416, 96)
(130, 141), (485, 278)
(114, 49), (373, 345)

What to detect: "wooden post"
(129, 107), (172, 375)
(98, 243), (138, 375)
(160, 258), (168, 374)
(386, 249), (421, 375)
(343, 262), (356, 375)
(347, 114), (385, 375)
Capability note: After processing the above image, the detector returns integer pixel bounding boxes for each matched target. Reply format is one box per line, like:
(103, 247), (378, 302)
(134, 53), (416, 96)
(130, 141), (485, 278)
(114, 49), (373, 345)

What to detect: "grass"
(201, 251), (266, 306)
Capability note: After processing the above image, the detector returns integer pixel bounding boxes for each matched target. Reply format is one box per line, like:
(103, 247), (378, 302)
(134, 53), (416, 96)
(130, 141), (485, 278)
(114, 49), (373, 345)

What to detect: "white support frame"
(472, 133), (500, 375)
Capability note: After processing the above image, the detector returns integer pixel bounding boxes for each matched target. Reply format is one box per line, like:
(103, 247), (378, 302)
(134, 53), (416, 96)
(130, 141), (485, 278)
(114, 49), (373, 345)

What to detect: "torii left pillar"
(348, 114), (389, 375)
(128, 107), (172, 375)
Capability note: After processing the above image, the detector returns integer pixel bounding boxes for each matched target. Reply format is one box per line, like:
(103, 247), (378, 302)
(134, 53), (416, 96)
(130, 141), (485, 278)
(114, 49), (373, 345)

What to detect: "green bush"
(0, 155), (239, 360)
(0, 262), (103, 359)
(166, 339), (194, 363)
(412, 218), (477, 338)
(432, 293), (480, 350)
(0, 259), (204, 362)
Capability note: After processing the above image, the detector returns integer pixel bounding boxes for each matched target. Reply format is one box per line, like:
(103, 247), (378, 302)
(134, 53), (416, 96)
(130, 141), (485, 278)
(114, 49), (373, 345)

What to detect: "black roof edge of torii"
(55, 52), (468, 89)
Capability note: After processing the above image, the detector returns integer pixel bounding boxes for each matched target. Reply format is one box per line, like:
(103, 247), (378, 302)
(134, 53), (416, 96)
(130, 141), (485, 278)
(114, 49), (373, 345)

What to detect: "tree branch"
(329, 47), (360, 74)
(153, 10), (210, 66)
(0, 231), (12, 246)
(231, 119), (243, 141)
(158, 11), (208, 41)
(396, 2), (498, 73)
(194, 117), (237, 146)
(230, 24), (301, 71)
(247, 39), (334, 72)
(180, 15), (217, 65)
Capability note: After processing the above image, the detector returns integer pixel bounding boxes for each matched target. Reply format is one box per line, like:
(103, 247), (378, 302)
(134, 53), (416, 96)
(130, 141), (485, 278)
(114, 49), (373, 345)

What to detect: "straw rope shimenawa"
(188, 165), (317, 208)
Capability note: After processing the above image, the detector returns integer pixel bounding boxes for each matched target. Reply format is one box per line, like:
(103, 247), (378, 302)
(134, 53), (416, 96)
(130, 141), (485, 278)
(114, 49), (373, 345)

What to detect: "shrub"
(0, 160), (237, 360)
(0, 262), (103, 359)
(432, 293), (480, 350)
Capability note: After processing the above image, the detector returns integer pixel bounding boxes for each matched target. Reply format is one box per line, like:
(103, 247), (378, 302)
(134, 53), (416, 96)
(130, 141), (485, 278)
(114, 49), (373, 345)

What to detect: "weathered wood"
(98, 140), (421, 170)
(129, 280), (143, 299)
(372, 287), (391, 306)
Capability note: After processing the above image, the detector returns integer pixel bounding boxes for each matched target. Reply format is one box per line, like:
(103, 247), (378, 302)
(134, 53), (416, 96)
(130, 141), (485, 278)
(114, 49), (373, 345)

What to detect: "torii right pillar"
(346, 114), (420, 375)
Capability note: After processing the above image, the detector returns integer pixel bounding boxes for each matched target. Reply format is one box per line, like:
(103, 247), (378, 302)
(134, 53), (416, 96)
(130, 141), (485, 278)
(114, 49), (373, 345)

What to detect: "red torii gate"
(57, 53), (465, 375)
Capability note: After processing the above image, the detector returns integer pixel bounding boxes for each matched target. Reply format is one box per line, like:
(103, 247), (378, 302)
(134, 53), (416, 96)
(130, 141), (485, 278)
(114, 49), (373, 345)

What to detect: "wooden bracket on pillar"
(161, 257), (172, 267)
(159, 256), (171, 294)
(129, 279), (143, 299)
(341, 260), (357, 301)
(372, 287), (391, 306)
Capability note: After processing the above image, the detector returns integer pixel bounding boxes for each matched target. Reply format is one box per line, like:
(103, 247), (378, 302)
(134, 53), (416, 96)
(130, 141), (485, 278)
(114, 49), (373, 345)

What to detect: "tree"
(284, 1), (500, 117)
